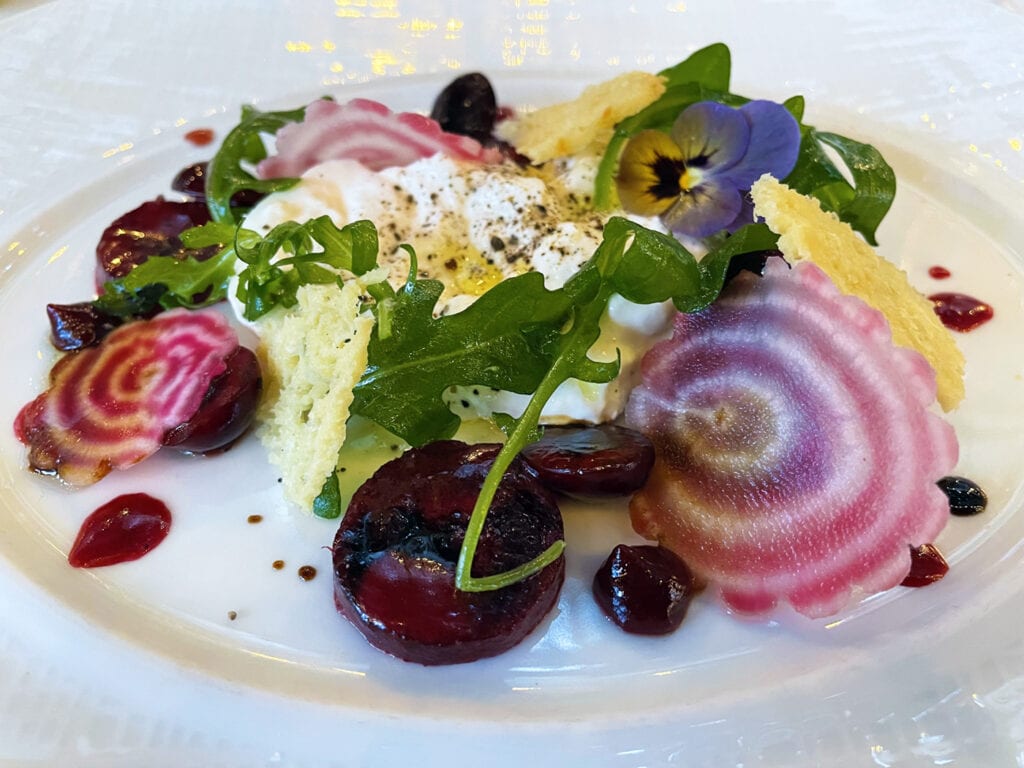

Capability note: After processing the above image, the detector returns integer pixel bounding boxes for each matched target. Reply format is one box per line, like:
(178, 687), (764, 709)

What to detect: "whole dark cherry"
(162, 346), (262, 454)
(332, 440), (565, 665)
(430, 72), (498, 144)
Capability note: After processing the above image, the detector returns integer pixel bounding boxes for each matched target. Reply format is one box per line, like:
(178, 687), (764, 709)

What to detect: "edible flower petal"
(616, 100), (800, 238)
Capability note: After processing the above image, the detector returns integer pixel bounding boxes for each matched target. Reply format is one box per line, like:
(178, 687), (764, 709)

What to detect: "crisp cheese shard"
(256, 281), (374, 509)
(496, 72), (665, 163)
(750, 174), (964, 411)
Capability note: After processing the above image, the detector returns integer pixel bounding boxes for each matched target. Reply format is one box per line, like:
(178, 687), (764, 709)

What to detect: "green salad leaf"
(93, 221), (239, 317)
(92, 216), (379, 323)
(206, 103), (309, 225)
(594, 43), (896, 244)
(234, 216), (380, 321)
(351, 259), (574, 447)
(344, 216), (777, 591)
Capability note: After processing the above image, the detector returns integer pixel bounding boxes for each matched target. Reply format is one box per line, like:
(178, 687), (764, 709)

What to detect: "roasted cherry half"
(95, 197), (220, 288)
(520, 424), (655, 497)
(332, 440), (565, 665)
(162, 346), (262, 454)
(46, 302), (122, 351)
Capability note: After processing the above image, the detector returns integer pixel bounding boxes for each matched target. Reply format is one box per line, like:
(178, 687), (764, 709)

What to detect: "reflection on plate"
(2, 2), (1024, 766)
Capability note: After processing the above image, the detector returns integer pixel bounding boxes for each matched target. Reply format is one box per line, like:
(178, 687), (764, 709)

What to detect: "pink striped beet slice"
(257, 98), (502, 179)
(626, 258), (958, 618)
(15, 309), (238, 486)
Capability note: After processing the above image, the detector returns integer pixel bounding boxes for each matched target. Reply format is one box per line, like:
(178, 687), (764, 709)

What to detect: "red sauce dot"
(272, 559), (285, 570)
(928, 266), (952, 279)
(68, 493), (171, 568)
(929, 292), (994, 333)
(901, 543), (949, 587)
(184, 128), (215, 147)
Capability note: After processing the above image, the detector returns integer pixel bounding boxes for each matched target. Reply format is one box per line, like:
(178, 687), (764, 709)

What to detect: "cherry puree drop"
(900, 543), (949, 588)
(593, 544), (697, 635)
(929, 291), (993, 333)
(68, 493), (171, 568)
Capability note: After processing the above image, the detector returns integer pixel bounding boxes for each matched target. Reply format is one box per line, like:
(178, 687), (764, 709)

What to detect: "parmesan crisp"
(750, 174), (964, 411)
(496, 72), (665, 163)
(256, 280), (376, 509)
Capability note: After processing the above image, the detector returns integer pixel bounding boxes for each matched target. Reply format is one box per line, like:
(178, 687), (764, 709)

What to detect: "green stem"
(455, 291), (613, 593)
(454, 350), (578, 592)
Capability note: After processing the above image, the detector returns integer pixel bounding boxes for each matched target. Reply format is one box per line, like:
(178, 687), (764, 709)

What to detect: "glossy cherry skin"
(520, 424), (655, 497)
(333, 440), (565, 665)
(592, 544), (697, 635)
(430, 72), (498, 144)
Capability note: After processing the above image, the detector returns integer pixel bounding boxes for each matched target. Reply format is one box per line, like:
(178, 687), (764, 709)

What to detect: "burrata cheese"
(240, 153), (673, 425)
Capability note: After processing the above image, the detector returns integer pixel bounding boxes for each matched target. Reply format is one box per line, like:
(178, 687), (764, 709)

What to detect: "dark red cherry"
(520, 424), (655, 497)
(430, 73), (498, 144)
(592, 544), (696, 635)
(46, 302), (122, 351)
(162, 346), (262, 454)
(332, 441), (564, 665)
(95, 197), (219, 288)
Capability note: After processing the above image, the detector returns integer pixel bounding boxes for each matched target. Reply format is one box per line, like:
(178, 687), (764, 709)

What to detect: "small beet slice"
(521, 424), (655, 497)
(15, 309), (239, 486)
(162, 345), (262, 454)
(95, 196), (219, 288)
(332, 441), (564, 665)
(257, 98), (503, 180)
(626, 260), (959, 618)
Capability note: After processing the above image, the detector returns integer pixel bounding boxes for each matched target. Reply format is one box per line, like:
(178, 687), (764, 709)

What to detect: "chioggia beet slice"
(14, 309), (240, 486)
(625, 259), (959, 618)
(257, 98), (503, 179)
(332, 441), (565, 665)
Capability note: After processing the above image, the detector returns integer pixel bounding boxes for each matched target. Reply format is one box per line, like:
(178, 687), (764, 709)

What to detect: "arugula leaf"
(206, 103), (309, 225)
(658, 42), (731, 92)
(813, 132), (896, 246)
(351, 261), (574, 447)
(93, 222), (240, 317)
(234, 216), (380, 321)
(451, 217), (760, 592)
(312, 471), (343, 519)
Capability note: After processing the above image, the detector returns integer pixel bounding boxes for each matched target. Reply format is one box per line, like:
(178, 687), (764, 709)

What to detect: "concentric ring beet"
(332, 441), (565, 665)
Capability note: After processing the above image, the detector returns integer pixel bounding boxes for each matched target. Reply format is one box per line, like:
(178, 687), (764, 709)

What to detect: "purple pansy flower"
(615, 100), (801, 238)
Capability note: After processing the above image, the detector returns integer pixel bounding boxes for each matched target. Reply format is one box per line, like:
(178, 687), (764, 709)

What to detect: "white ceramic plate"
(2, 2), (1024, 765)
